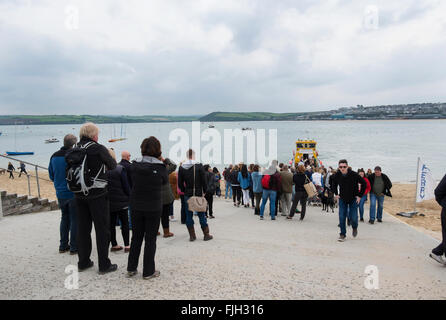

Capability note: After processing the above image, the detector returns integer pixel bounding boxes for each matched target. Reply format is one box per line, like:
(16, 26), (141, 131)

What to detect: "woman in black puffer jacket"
(106, 149), (131, 253)
(229, 165), (242, 206)
(127, 136), (167, 280)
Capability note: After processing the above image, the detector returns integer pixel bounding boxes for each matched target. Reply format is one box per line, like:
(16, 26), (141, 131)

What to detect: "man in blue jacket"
(430, 174), (446, 265)
(49, 134), (78, 254)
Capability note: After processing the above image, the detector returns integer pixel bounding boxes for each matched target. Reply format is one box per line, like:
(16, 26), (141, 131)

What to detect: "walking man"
(368, 166), (392, 223)
(18, 162), (27, 177)
(332, 159), (367, 242)
(49, 134), (78, 254)
(429, 173), (446, 265)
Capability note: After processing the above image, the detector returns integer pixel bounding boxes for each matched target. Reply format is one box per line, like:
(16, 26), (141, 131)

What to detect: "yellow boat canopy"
(294, 140), (319, 165)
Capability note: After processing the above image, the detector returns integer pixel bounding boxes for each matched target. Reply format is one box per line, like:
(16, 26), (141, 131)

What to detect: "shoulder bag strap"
(192, 164), (196, 196)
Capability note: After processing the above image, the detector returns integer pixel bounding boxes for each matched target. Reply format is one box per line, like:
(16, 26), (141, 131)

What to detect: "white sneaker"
(429, 253), (446, 265)
(169, 216), (177, 222)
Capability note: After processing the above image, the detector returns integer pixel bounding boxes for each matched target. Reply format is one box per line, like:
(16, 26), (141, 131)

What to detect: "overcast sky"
(1, 0), (445, 115)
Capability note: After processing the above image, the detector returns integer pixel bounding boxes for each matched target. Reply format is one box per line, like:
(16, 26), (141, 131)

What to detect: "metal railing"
(0, 154), (49, 198)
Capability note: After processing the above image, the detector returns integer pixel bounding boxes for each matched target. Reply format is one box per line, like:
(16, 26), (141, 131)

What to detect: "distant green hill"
(199, 112), (306, 122)
(0, 115), (200, 125)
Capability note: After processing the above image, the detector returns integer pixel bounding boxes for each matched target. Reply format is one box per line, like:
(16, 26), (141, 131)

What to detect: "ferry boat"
(294, 139), (320, 166)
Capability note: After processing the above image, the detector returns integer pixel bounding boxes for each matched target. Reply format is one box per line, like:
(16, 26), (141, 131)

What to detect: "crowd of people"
(47, 121), (446, 279)
(49, 123), (217, 279)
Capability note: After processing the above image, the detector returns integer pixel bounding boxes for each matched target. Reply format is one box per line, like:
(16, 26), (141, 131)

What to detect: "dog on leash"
(321, 189), (335, 213)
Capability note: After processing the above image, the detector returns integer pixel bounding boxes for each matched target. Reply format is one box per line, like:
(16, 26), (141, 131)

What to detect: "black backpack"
(65, 141), (106, 196)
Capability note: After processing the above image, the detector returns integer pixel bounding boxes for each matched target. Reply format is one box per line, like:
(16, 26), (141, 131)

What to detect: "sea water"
(0, 120), (445, 183)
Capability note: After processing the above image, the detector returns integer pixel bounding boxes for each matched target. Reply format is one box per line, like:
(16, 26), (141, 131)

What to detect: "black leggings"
(161, 203), (172, 229)
(232, 185), (242, 204)
(205, 193), (213, 216)
(110, 208), (130, 247)
(290, 191), (308, 219)
(128, 210), (161, 277)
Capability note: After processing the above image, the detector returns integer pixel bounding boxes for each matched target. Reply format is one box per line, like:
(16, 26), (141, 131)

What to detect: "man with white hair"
(69, 122), (118, 274)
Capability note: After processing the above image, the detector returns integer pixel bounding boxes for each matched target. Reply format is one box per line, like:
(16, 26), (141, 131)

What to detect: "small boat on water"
(109, 124), (127, 143)
(6, 151), (34, 156)
(208, 124), (215, 128)
(108, 138), (127, 143)
(242, 127), (253, 131)
(45, 138), (59, 143)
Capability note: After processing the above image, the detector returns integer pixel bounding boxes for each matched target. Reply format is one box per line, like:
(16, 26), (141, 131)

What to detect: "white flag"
(416, 161), (437, 203)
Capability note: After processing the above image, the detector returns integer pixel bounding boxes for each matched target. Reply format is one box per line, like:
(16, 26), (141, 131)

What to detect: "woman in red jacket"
(358, 169), (371, 222)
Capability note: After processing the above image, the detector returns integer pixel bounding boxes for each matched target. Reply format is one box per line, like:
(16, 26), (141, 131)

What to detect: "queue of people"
(48, 123), (446, 278)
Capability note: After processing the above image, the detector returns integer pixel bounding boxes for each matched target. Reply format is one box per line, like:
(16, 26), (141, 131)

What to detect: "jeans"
(58, 197), (77, 252)
(338, 198), (358, 236)
(184, 196), (208, 228)
(369, 193), (385, 221)
(215, 186), (221, 197)
(260, 189), (277, 218)
(225, 182), (232, 199)
(254, 192), (262, 215)
(358, 195), (368, 220)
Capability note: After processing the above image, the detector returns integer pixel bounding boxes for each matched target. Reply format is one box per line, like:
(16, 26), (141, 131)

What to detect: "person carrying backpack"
(49, 134), (78, 254)
(259, 160), (281, 220)
(65, 122), (118, 275)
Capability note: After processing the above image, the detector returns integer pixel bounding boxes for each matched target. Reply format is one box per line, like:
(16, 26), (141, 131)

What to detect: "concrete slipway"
(0, 198), (445, 300)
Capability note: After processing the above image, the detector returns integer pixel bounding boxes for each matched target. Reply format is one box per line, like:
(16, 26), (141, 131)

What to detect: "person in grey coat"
(160, 157), (177, 237)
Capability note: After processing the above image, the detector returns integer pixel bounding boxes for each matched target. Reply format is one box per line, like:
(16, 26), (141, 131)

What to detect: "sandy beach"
(1, 171), (442, 239)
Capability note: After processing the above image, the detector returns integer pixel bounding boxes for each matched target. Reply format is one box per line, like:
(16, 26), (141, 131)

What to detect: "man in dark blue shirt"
(49, 134), (78, 254)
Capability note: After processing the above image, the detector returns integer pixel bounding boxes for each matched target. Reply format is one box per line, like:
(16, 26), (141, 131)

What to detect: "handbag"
(304, 176), (317, 198)
(187, 164), (208, 212)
